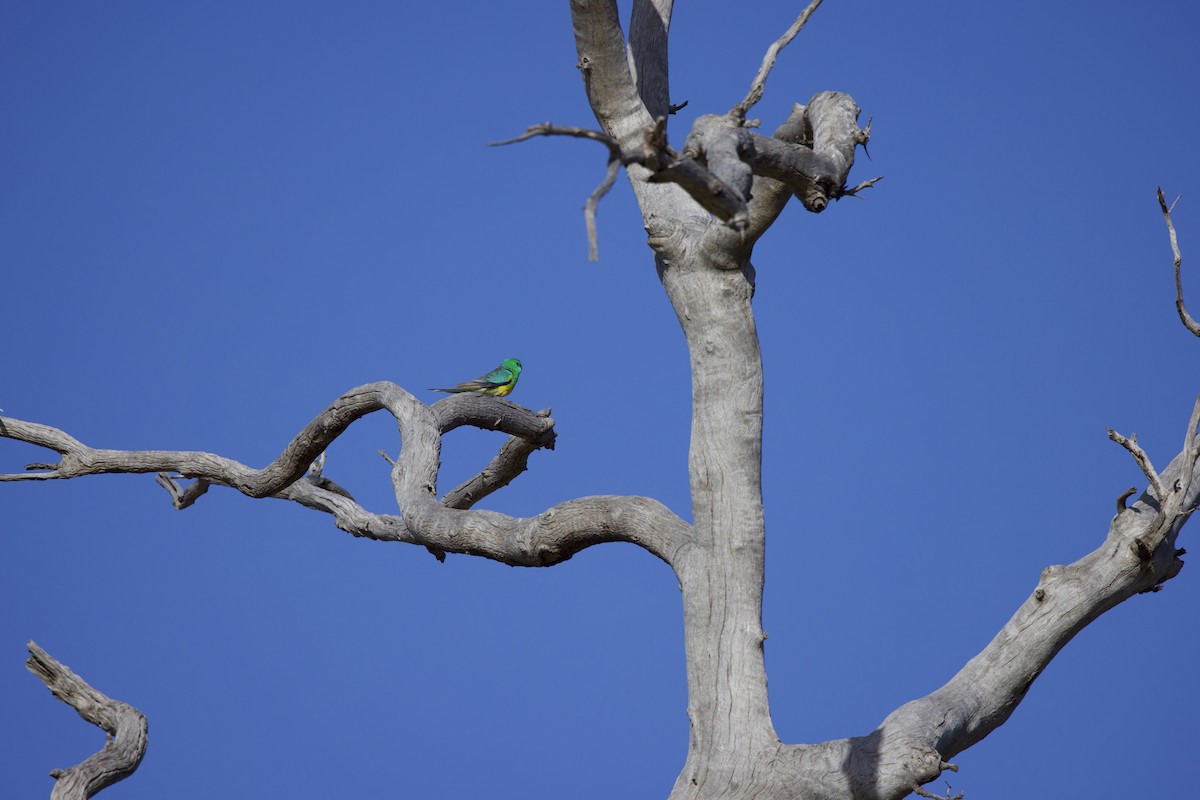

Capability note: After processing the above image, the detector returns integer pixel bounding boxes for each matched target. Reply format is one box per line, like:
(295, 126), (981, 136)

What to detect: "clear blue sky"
(3, 2), (1198, 798)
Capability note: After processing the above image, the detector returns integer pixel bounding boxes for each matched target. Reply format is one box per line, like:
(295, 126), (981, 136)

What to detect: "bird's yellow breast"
(486, 383), (514, 397)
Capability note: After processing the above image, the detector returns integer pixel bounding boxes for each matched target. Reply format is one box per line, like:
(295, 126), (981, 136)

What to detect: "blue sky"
(3, 2), (1198, 797)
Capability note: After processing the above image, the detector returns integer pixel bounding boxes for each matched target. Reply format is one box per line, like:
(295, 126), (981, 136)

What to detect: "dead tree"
(3, 3), (1197, 798)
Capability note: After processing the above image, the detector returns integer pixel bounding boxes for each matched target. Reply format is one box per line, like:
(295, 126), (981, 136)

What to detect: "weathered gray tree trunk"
(566, 2), (1199, 798)
(4, 3), (1198, 799)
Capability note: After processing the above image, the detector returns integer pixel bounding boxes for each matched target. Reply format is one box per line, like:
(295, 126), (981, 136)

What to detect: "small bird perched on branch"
(433, 358), (522, 397)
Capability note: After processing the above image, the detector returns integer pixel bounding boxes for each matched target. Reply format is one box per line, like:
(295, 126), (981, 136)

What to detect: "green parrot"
(432, 357), (522, 397)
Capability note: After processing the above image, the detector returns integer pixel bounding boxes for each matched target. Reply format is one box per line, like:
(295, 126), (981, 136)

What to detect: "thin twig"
(492, 119), (752, 251)
(492, 123), (624, 261)
(1107, 428), (1166, 502)
(1157, 187), (1199, 335)
(840, 175), (884, 198)
(585, 159), (621, 261)
(731, 0), (824, 122)
(912, 783), (965, 800)
(490, 122), (620, 154)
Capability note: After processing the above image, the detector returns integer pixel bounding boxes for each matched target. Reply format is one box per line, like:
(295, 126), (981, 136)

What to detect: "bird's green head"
(501, 357), (522, 376)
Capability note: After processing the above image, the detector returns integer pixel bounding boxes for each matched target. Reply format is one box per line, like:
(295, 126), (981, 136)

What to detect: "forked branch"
(496, 90), (874, 260)
(1, 385), (690, 568)
(26, 642), (148, 800)
(1106, 427), (1166, 501)
(753, 191), (1200, 800)
(493, 120), (753, 252)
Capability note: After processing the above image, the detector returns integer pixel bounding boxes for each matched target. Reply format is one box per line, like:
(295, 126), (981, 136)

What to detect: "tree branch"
(698, 94), (875, 258)
(912, 783), (964, 800)
(493, 119), (753, 246)
(1158, 186), (1199, 335)
(441, 408), (555, 509)
(813, 407), (1200, 799)
(495, 90), (873, 260)
(491, 123), (624, 261)
(0, 383), (402, 496)
(730, 0), (825, 123)
(1106, 427), (1166, 501)
(2, 385), (691, 568)
(26, 642), (148, 800)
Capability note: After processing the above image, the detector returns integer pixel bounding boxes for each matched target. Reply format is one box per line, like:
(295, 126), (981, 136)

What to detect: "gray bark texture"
(2, 3), (1197, 799)
(25, 642), (148, 800)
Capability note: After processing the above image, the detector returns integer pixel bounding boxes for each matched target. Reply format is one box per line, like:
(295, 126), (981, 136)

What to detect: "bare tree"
(3, 3), (1197, 799)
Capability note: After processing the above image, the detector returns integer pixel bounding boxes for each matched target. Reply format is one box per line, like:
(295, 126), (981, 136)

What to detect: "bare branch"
(584, 159), (622, 260)
(493, 119), (751, 247)
(641, 116), (749, 228)
(731, 0), (824, 122)
(833, 410), (1200, 797)
(493, 91), (871, 257)
(155, 472), (211, 509)
(1157, 186), (1199, 335)
(490, 122), (620, 153)
(0, 383), (403, 496)
(1106, 427), (1166, 501)
(2, 385), (690, 568)
(710, 93), (871, 254)
(842, 175), (884, 197)
(912, 783), (964, 800)
(764, 391), (1200, 799)
(442, 408), (555, 509)
(491, 123), (623, 261)
(26, 642), (148, 800)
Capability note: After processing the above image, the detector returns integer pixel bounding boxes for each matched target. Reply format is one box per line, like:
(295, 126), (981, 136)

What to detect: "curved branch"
(698, 93), (874, 257)
(0, 383), (401, 496)
(740, 103), (813, 239)
(26, 642), (148, 800)
(442, 419), (552, 509)
(1158, 186), (1199, 335)
(1106, 427), (1166, 501)
(2, 385), (691, 568)
(490, 123), (624, 260)
(493, 119), (752, 242)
